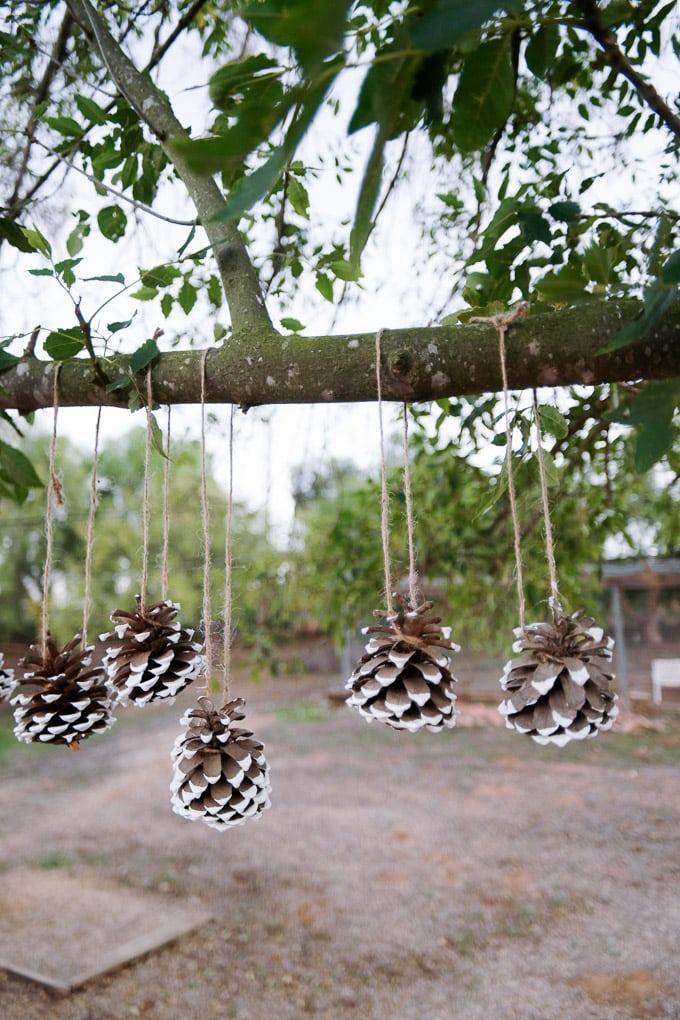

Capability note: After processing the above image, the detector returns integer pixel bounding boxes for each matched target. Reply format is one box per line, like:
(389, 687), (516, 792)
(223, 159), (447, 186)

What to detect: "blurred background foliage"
(1, 410), (676, 660)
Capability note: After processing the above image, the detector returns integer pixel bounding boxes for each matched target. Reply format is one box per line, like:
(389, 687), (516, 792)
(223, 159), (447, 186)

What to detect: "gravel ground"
(0, 676), (679, 1020)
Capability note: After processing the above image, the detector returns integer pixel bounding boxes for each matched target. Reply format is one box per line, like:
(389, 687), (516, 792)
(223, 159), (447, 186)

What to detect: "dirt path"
(0, 679), (679, 1020)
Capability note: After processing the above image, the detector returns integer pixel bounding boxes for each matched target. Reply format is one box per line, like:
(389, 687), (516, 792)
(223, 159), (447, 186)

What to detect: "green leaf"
(525, 24), (560, 78)
(130, 338), (160, 374)
(131, 285), (158, 301)
(28, 268), (54, 277)
(330, 259), (360, 282)
(22, 226), (51, 257)
(517, 207), (551, 244)
(207, 275), (222, 307)
(160, 293), (174, 318)
(45, 115), (82, 137)
(149, 413), (168, 459)
(599, 284), (678, 352)
(209, 54), (281, 108)
(662, 251), (680, 284)
(0, 351), (20, 373)
(107, 315), (135, 334)
(538, 404), (569, 439)
(316, 273), (333, 302)
(0, 217), (38, 253)
(350, 124), (386, 267)
(75, 94), (108, 124)
(233, 80), (341, 219)
(177, 279), (197, 314)
(241, 0), (350, 73)
(408, 0), (506, 52)
(0, 440), (43, 489)
(280, 317), (304, 332)
(43, 327), (85, 361)
(288, 177), (310, 218)
(536, 264), (588, 304)
(84, 273), (125, 284)
(549, 200), (580, 222)
(106, 375), (132, 393)
(97, 205), (128, 242)
(451, 37), (515, 153)
(140, 264), (181, 289)
(624, 380), (680, 471)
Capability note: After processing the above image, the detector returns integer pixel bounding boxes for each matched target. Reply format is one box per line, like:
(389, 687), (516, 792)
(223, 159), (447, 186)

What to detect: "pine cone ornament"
(102, 596), (204, 706)
(346, 595), (460, 732)
(498, 601), (619, 747)
(0, 652), (15, 703)
(11, 634), (115, 748)
(170, 697), (271, 830)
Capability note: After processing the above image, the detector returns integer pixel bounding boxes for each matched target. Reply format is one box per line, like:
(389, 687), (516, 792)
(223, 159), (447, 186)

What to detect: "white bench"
(651, 659), (680, 704)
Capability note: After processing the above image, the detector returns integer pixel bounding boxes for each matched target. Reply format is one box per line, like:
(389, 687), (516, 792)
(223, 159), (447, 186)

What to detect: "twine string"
(402, 403), (419, 607)
(139, 368), (153, 611)
(222, 405), (235, 703)
(41, 365), (62, 659)
(199, 351), (213, 684)
(161, 405), (171, 601)
(375, 329), (393, 614)
(82, 405), (103, 645)
(497, 324), (526, 629)
(531, 389), (560, 603)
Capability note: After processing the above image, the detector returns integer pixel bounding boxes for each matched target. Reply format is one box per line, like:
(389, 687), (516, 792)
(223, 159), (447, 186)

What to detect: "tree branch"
(6, 9), (74, 211)
(65, 0), (272, 338)
(576, 0), (680, 139)
(1, 300), (678, 411)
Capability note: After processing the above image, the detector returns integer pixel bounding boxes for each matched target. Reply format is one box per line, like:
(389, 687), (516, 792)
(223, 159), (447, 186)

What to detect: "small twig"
(576, 0), (680, 139)
(23, 326), (41, 359)
(33, 138), (197, 226)
(75, 301), (110, 386)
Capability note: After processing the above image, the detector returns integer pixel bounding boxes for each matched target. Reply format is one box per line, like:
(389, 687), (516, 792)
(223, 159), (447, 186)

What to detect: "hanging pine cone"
(11, 634), (115, 748)
(101, 596), (204, 706)
(346, 595), (460, 732)
(0, 652), (15, 703)
(170, 697), (271, 830)
(498, 600), (619, 746)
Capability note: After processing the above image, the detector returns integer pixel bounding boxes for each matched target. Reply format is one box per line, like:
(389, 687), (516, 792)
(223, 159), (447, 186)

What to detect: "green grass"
(275, 703), (329, 723)
(38, 852), (73, 870)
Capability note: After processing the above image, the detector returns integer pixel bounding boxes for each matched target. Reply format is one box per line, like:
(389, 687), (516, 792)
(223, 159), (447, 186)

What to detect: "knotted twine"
(471, 306), (527, 629)
(139, 368), (154, 612)
(531, 388), (560, 604)
(222, 404), (235, 702)
(375, 329), (393, 613)
(81, 405), (103, 645)
(40, 365), (63, 659)
(402, 404), (419, 607)
(199, 350), (213, 684)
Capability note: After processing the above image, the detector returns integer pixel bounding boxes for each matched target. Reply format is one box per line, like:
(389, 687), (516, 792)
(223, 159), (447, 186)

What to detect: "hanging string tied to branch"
(161, 405), (171, 602)
(471, 304), (527, 630)
(375, 329), (393, 615)
(82, 405), (103, 645)
(531, 388), (560, 606)
(41, 365), (63, 660)
(199, 350), (213, 685)
(222, 405), (235, 705)
(402, 403), (419, 607)
(139, 367), (154, 613)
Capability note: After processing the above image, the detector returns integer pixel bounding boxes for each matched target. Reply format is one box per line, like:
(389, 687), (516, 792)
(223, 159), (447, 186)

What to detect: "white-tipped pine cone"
(499, 600), (619, 747)
(346, 595), (460, 733)
(0, 652), (15, 702)
(170, 697), (271, 830)
(12, 634), (115, 748)
(102, 596), (204, 706)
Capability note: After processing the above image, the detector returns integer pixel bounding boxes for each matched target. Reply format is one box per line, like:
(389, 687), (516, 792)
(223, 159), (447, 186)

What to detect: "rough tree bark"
(2, 300), (679, 411)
